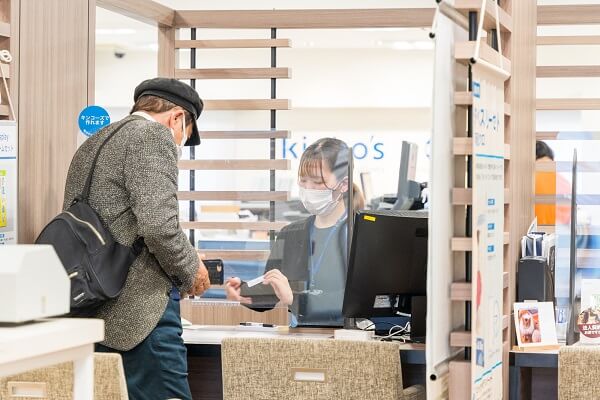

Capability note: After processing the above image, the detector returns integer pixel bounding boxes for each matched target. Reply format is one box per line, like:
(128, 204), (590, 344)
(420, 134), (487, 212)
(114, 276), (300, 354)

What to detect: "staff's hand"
(263, 269), (293, 306)
(225, 277), (252, 304)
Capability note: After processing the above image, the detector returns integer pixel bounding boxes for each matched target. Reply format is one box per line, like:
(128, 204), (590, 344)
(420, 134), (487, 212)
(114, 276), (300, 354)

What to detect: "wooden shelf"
(0, 104), (9, 117)
(178, 159), (291, 171)
(454, 91), (511, 116)
(455, 41), (511, 72)
(181, 221), (288, 230)
(452, 232), (509, 252)
(199, 250), (271, 261)
(173, 8), (435, 29)
(178, 191), (290, 202)
(538, 5), (600, 26)
(537, 66), (600, 78)
(199, 130), (291, 139)
(450, 272), (509, 301)
(453, 138), (510, 159)
(537, 98), (600, 110)
(537, 36), (600, 46)
(536, 131), (558, 140)
(175, 39), (291, 49)
(204, 99), (291, 111)
(454, 0), (512, 33)
(175, 68), (291, 80)
(452, 188), (510, 205)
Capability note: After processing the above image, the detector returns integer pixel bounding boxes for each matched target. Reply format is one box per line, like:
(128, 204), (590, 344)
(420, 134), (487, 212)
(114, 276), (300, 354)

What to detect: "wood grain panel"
(538, 5), (600, 25)
(455, 41), (511, 71)
(199, 130), (290, 139)
(158, 25), (175, 78)
(537, 66), (600, 78)
(18, 0), (92, 243)
(199, 250), (270, 261)
(173, 8), (435, 29)
(175, 39), (291, 49)
(175, 68), (291, 80)
(450, 317), (508, 347)
(0, 21), (9, 37)
(178, 159), (290, 170)
(181, 221), (288, 230)
(180, 299), (288, 326)
(508, 0), (537, 359)
(203, 99), (291, 111)
(97, 0), (175, 26)
(178, 191), (290, 201)
(454, 0), (512, 32)
(538, 36), (600, 46)
(536, 131), (558, 140)
(536, 98), (600, 110)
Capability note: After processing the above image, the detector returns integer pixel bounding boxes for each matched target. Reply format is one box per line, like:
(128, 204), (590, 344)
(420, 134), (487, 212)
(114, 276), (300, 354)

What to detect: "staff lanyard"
(308, 217), (347, 288)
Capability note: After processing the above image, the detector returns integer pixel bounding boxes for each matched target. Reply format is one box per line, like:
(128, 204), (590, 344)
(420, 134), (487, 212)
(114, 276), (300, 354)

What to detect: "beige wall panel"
(18, 0), (93, 242)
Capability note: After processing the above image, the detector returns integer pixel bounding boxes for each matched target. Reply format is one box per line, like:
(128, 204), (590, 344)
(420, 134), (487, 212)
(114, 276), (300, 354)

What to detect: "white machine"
(0, 245), (70, 323)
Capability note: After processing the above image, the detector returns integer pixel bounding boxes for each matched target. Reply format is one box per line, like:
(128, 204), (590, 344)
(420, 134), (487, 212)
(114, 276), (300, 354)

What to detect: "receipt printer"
(0, 245), (70, 323)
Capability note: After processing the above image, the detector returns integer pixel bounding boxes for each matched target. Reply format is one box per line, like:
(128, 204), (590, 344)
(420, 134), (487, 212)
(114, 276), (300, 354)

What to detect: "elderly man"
(63, 78), (210, 400)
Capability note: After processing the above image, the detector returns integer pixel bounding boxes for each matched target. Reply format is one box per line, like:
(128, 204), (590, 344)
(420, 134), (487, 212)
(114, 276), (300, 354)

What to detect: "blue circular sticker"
(78, 106), (110, 137)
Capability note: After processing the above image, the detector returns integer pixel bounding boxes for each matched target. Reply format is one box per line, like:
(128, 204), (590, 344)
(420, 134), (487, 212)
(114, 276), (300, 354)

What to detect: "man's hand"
(188, 253), (210, 297)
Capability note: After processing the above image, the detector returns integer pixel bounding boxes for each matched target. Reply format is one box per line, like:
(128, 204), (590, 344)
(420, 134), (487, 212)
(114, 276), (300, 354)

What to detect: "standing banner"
(427, 5), (467, 398)
(470, 62), (507, 399)
(0, 120), (17, 244)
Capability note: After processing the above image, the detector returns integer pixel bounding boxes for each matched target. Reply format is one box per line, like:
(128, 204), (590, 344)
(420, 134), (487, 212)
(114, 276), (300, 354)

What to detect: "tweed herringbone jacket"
(63, 115), (198, 351)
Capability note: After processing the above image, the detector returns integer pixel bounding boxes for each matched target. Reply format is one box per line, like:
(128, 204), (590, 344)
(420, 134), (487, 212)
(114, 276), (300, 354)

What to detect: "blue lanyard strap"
(309, 217), (347, 287)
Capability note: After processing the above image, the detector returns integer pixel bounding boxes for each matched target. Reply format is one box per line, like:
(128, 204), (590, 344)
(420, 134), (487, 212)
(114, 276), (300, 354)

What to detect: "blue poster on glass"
(78, 106), (110, 137)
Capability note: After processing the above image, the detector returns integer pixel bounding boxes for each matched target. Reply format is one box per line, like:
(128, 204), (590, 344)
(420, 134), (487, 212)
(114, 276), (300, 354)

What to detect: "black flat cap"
(134, 78), (203, 146)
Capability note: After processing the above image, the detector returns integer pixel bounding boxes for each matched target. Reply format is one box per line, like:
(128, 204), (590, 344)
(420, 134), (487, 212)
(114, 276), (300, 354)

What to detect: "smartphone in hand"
(203, 259), (224, 285)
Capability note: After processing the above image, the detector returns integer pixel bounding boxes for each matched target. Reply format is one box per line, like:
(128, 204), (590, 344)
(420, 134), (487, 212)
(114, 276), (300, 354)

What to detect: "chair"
(559, 345), (600, 399)
(221, 337), (425, 400)
(0, 353), (128, 399)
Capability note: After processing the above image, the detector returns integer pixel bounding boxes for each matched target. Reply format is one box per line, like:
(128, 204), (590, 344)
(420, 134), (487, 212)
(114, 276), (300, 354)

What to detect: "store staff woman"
(226, 138), (351, 326)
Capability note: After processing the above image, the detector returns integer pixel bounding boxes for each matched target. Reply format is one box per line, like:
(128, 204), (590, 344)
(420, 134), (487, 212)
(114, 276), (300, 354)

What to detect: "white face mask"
(170, 114), (186, 159)
(299, 185), (342, 216)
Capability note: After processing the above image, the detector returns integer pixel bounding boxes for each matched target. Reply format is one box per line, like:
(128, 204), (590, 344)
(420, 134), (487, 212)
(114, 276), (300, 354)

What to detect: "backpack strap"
(80, 118), (137, 202)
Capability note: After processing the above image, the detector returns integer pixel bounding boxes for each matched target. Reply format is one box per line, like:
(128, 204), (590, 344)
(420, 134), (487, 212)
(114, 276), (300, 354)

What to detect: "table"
(509, 349), (558, 400)
(0, 318), (104, 400)
(184, 325), (426, 400)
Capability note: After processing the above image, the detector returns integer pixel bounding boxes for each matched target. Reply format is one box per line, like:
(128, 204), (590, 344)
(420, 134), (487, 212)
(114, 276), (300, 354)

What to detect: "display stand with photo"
(513, 302), (560, 351)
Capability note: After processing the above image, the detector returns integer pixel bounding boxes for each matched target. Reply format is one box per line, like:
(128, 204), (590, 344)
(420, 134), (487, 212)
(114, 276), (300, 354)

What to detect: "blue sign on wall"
(78, 106), (110, 137)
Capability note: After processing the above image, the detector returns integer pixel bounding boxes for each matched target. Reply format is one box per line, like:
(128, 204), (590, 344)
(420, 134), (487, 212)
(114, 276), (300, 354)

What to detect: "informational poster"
(0, 121), (17, 244)
(471, 62), (507, 399)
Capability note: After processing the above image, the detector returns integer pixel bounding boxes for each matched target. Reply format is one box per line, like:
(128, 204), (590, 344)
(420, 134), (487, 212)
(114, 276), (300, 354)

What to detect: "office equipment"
(343, 210), (428, 342)
(517, 257), (554, 303)
(393, 141), (422, 210)
(567, 149), (579, 346)
(0, 245), (70, 323)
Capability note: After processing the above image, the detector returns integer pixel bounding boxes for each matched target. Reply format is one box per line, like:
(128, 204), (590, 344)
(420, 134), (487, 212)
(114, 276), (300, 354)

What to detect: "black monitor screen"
(342, 210), (428, 319)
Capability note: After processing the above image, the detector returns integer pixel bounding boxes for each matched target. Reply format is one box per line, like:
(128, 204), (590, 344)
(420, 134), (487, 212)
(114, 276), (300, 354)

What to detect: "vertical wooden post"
(158, 25), (175, 78)
(504, 0), (537, 396)
(17, 0), (96, 243)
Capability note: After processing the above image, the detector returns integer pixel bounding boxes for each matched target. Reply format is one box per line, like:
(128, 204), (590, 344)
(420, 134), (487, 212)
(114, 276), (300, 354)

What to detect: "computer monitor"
(393, 141), (422, 210)
(342, 210), (428, 341)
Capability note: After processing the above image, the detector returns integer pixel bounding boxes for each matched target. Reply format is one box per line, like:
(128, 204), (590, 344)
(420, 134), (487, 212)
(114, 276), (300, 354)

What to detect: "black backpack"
(36, 119), (144, 317)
